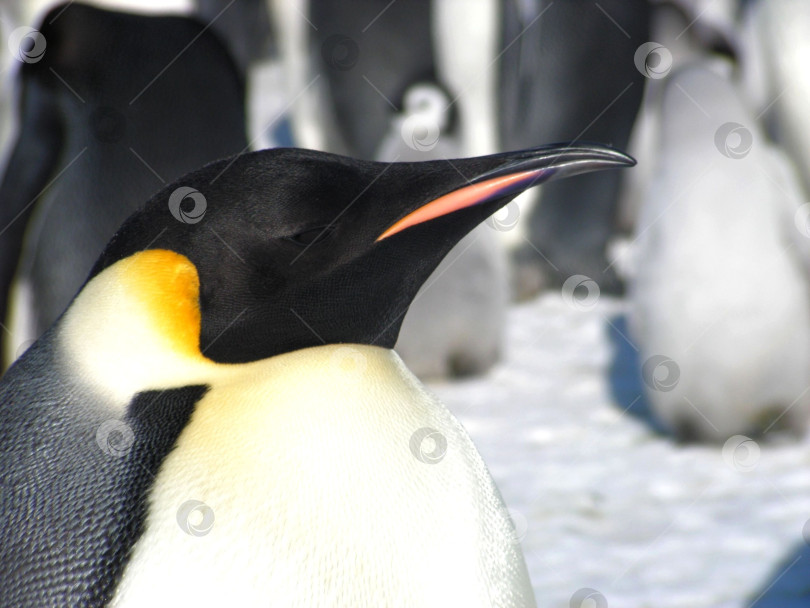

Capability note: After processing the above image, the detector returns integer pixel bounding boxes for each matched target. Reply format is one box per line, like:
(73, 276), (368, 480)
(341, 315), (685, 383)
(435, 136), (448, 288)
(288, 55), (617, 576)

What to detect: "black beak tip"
(528, 142), (636, 167)
(597, 146), (636, 168)
(474, 143), (636, 183)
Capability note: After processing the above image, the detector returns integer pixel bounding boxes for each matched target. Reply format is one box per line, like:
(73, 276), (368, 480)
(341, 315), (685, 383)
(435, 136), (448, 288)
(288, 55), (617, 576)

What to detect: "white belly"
(110, 345), (535, 607)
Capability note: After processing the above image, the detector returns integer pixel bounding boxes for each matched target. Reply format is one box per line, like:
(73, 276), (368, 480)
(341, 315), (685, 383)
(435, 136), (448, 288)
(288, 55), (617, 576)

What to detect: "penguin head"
(91, 146), (632, 363)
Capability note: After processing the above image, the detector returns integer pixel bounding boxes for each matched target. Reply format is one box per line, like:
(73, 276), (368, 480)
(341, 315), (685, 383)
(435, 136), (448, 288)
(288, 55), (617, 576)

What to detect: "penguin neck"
(58, 250), (212, 402)
(57, 250), (412, 405)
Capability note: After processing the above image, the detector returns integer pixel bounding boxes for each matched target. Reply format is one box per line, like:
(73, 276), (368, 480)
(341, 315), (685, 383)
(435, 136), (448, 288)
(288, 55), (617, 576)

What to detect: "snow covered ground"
(431, 293), (810, 608)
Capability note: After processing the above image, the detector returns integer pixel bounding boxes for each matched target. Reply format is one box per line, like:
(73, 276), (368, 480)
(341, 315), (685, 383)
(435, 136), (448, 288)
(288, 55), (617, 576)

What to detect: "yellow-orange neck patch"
(116, 249), (204, 359)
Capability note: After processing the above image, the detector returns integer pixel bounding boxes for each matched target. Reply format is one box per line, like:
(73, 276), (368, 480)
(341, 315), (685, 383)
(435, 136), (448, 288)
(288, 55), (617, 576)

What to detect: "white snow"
(429, 293), (810, 608)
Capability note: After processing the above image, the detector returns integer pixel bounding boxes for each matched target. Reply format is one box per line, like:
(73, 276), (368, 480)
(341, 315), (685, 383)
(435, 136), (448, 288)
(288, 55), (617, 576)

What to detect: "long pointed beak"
(376, 144), (635, 241)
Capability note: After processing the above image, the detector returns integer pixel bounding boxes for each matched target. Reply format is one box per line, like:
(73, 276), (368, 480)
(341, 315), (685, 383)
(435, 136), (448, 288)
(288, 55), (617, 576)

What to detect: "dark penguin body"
(501, 0), (651, 296)
(307, 0), (441, 158)
(0, 2), (247, 365)
(196, 0), (276, 74)
(0, 145), (632, 604)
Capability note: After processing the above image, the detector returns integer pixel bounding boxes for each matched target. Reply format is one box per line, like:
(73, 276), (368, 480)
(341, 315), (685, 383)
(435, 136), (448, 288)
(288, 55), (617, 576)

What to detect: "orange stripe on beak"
(376, 169), (542, 242)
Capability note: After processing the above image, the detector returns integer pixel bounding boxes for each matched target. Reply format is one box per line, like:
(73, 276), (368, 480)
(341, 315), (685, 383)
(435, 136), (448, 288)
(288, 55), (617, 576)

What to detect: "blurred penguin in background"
(1, 0), (276, 152)
(654, 0), (739, 53)
(748, 0), (810, 197)
(501, 0), (651, 299)
(629, 58), (810, 442)
(0, 2), (247, 367)
(619, 0), (740, 233)
(196, 0), (275, 76)
(193, 0), (292, 150)
(0, 3), (25, 170)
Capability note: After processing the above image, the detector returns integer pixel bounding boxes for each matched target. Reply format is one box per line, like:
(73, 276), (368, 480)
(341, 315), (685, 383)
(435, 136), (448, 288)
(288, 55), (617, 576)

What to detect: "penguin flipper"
(0, 364), (207, 605)
(0, 72), (62, 365)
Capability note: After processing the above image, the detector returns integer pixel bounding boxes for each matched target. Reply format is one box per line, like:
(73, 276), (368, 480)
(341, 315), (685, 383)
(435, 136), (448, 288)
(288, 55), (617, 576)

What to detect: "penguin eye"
(283, 225), (334, 247)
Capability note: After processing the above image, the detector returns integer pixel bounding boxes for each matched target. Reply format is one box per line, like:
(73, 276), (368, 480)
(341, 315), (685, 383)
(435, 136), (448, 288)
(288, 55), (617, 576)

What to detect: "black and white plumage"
(0, 144), (631, 605)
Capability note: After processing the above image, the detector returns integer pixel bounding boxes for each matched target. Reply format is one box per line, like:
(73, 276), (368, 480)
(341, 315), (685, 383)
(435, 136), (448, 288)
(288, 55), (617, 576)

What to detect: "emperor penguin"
(0, 2), (247, 368)
(0, 144), (632, 605)
(619, 0), (742, 233)
(8, 0), (273, 76)
(629, 59), (810, 442)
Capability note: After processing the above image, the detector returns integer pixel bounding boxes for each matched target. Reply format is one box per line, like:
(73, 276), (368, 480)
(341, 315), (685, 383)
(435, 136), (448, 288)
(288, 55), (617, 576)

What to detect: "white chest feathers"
(55, 251), (533, 605)
(109, 345), (534, 607)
